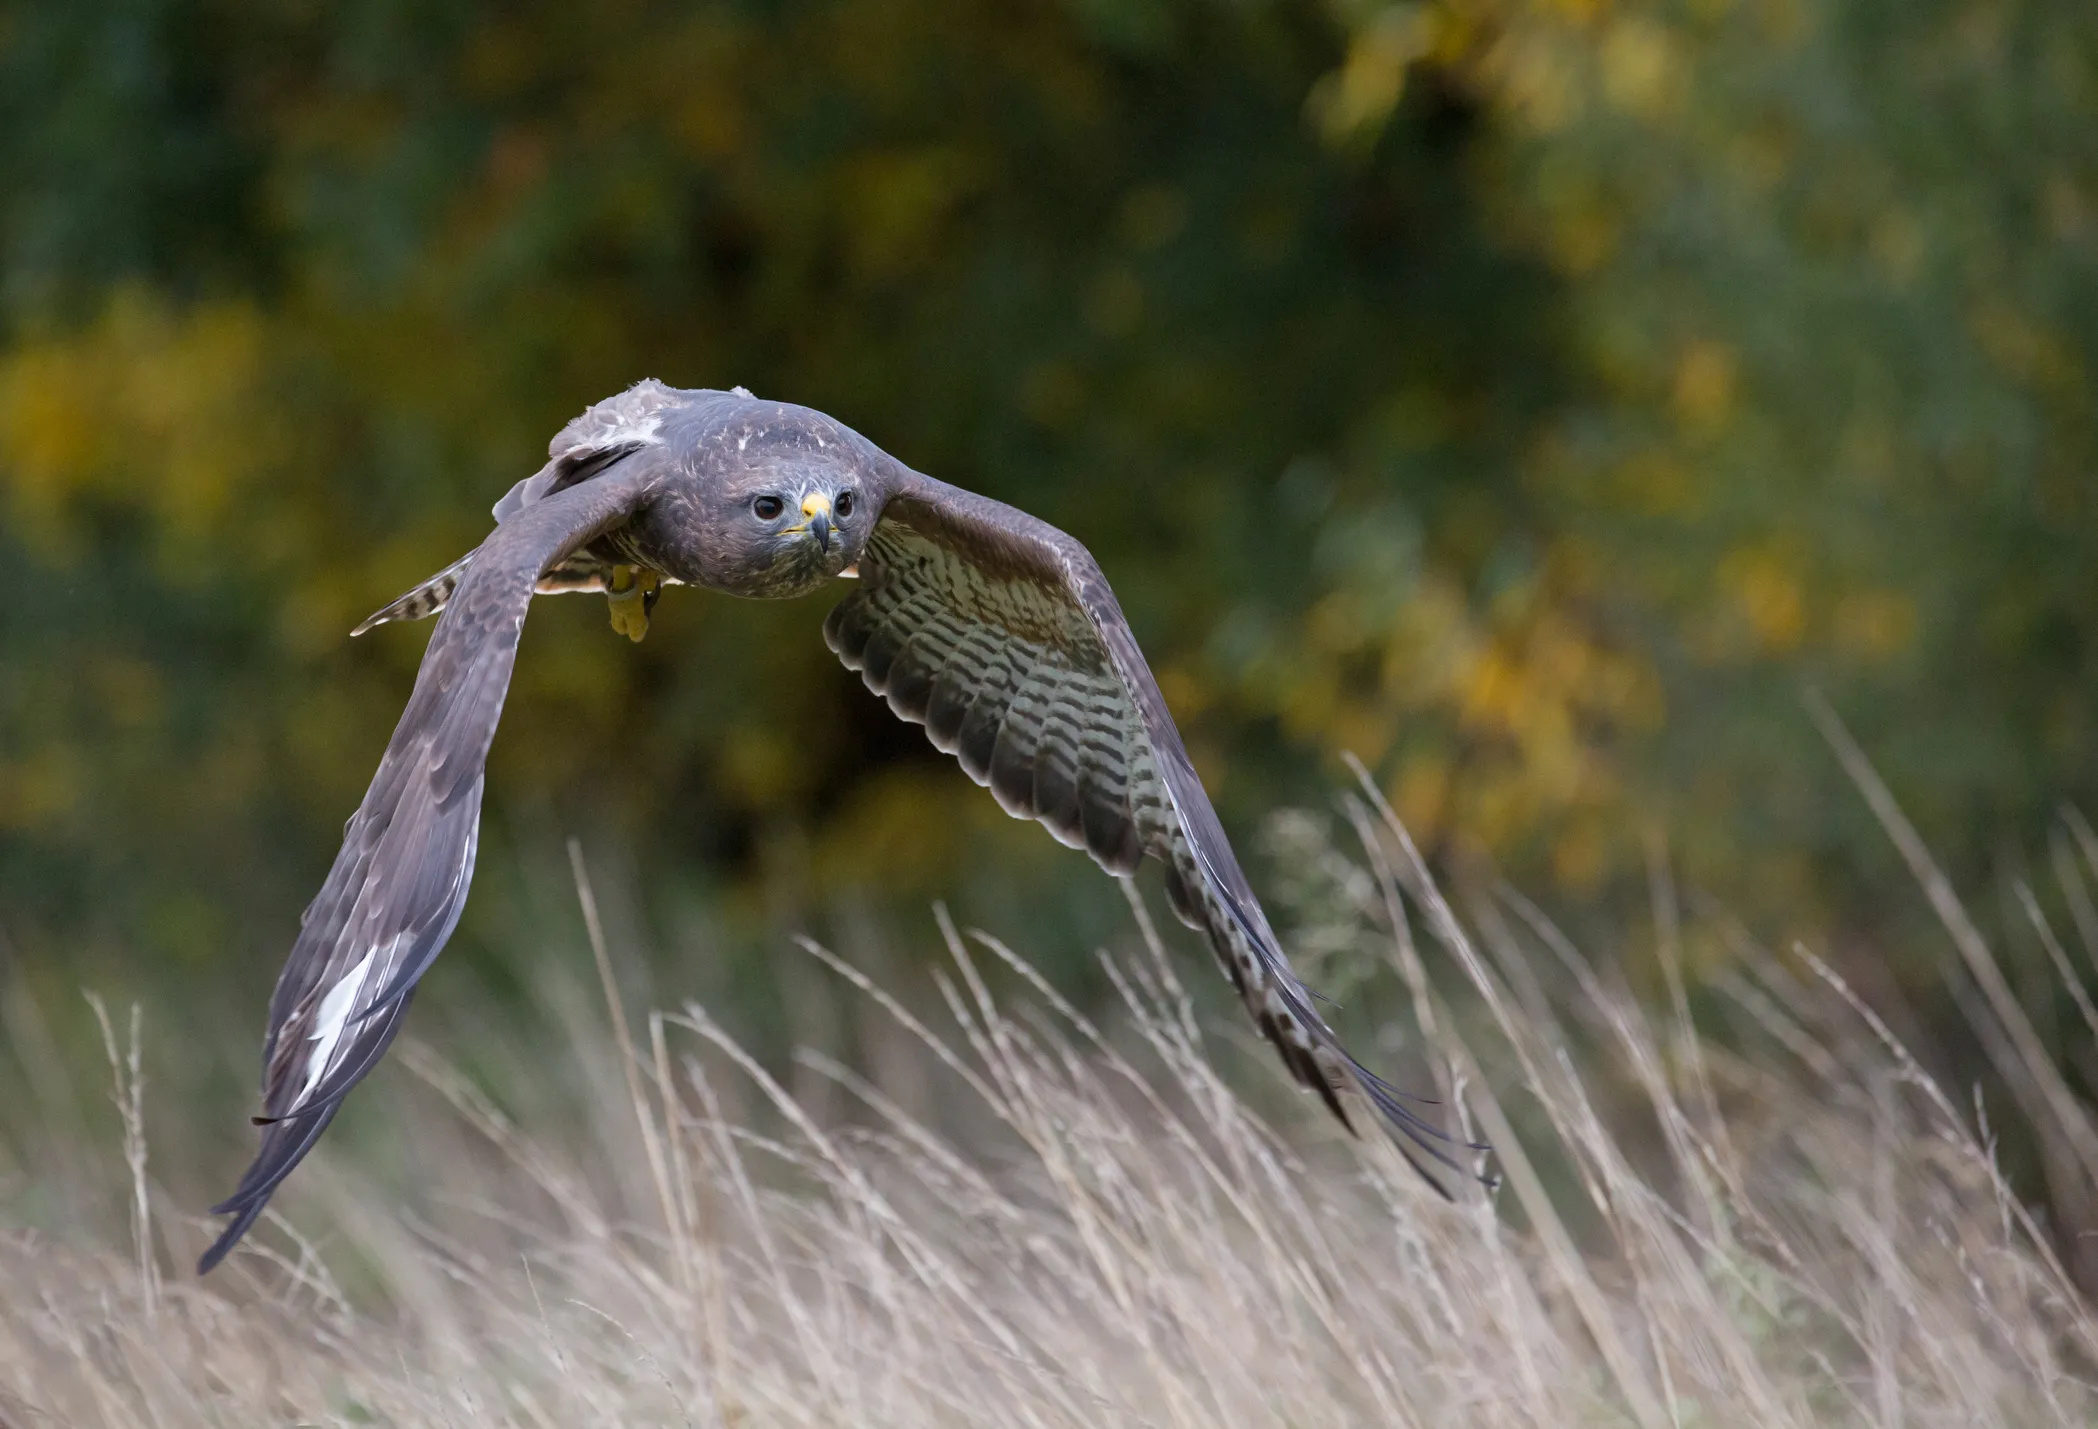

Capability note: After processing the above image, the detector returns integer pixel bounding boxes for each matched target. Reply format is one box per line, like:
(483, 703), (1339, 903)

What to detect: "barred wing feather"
(825, 474), (1464, 1184)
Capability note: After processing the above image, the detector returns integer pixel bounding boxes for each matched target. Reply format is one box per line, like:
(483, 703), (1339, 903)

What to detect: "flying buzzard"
(199, 381), (1465, 1273)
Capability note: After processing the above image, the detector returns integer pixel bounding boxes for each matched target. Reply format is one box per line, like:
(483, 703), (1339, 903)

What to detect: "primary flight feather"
(200, 381), (1468, 1273)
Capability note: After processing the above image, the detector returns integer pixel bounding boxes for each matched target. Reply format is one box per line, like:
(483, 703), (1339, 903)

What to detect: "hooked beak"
(799, 492), (834, 553)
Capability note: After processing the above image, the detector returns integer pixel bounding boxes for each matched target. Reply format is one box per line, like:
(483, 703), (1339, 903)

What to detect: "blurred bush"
(0, 0), (2092, 1020)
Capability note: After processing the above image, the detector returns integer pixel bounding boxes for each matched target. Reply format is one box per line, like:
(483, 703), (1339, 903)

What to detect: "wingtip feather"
(197, 1202), (267, 1275)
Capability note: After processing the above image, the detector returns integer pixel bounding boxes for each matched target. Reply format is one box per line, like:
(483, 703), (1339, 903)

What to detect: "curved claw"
(606, 565), (662, 642)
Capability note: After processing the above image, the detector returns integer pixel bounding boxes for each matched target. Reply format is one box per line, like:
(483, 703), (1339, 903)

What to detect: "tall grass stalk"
(7, 781), (2098, 1426)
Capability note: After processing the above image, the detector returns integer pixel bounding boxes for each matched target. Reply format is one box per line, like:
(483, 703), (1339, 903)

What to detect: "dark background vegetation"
(2, 0), (2095, 1239)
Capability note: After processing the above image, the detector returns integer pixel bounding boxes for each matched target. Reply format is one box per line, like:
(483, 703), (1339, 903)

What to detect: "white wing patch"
(586, 408), (664, 450)
(297, 946), (378, 1106)
(546, 377), (677, 462)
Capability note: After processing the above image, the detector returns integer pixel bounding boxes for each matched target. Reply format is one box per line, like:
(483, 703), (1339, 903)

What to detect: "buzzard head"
(647, 407), (888, 599)
(709, 464), (870, 597)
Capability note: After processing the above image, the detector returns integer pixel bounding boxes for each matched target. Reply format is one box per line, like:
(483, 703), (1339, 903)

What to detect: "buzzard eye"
(835, 490), (856, 519)
(752, 495), (785, 520)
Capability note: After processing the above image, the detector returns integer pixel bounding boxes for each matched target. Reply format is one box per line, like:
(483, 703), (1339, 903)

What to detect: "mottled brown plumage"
(200, 381), (1468, 1274)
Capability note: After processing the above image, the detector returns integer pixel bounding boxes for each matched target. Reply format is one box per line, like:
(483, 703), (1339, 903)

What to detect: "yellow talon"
(605, 565), (661, 642)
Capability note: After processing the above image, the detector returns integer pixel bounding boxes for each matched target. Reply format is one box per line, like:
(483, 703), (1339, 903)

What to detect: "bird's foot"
(606, 565), (661, 642)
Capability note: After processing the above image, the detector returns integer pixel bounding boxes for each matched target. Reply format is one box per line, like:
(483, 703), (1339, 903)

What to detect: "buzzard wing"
(200, 470), (652, 1272)
(826, 474), (1466, 1184)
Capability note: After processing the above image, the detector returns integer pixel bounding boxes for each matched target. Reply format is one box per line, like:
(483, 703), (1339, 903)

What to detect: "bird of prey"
(199, 380), (1466, 1273)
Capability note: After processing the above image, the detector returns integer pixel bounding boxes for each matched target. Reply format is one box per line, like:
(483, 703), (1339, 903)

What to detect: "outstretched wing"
(199, 471), (652, 1273)
(825, 474), (1469, 1185)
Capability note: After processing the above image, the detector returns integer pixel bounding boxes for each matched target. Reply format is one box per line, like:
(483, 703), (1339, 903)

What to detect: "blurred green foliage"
(0, 0), (2093, 1012)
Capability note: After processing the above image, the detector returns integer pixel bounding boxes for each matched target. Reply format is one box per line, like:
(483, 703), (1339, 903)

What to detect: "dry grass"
(8, 770), (2098, 1426)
